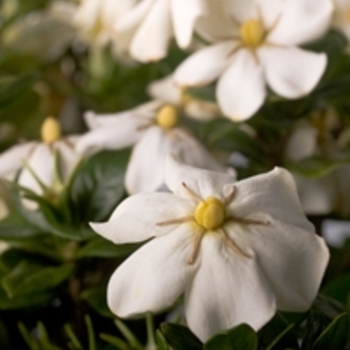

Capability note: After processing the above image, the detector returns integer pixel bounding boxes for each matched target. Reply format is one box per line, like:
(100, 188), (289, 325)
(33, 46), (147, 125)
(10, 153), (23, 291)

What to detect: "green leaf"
(0, 286), (53, 309)
(160, 323), (203, 350)
(78, 237), (139, 258)
(81, 286), (113, 318)
(311, 313), (350, 350)
(100, 334), (131, 350)
(322, 275), (350, 306)
(156, 330), (170, 350)
(70, 150), (129, 223)
(2, 261), (74, 297)
(0, 211), (44, 241)
(204, 324), (258, 350)
(286, 156), (350, 178)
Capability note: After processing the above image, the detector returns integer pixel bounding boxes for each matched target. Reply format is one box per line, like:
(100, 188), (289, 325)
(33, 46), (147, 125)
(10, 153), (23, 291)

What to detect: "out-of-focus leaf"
(78, 237), (139, 258)
(156, 330), (170, 350)
(70, 150), (129, 223)
(311, 313), (350, 350)
(81, 286), (113, 318)
(322, 275), (350, 307)
(160, 323), (203, 350)
(204, 324), (258, 350)
(2, 260), (73, 297)
(286, 157), (350, 178)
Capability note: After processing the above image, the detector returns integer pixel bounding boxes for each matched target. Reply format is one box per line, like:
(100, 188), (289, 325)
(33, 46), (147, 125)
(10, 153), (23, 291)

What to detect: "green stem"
(145, 313), (157, 350)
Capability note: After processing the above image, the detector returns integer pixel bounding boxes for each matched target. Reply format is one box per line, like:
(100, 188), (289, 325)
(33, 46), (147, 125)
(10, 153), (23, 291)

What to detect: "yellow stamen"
(194, 197), (225, 230)
(156, 105), (179, 130)
(41, 117), (61, 144)
(240, 19), (265, 48)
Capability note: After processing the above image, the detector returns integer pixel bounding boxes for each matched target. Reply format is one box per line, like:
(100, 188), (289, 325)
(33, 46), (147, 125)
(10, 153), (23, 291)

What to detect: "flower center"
(240, 18), (265, 48)
(41, 117), (61, 144)
(156, 105), (179, 130)
(194, 197), (226, 230)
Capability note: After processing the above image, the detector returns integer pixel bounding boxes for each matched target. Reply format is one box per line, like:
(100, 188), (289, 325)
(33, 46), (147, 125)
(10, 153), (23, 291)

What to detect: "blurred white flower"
(76, 101), (226, 194)
(115, 0), (208, 62)
(332, 0), (350, 40)
(0, 117), (81, 209)
(147, 74), (221, 120)
(91, 155), (329, 341)
(73, 0), (136, 51)
(2, 1), (76, 61)
(285, 113), (350, 216)
(175, 0), (333, 121)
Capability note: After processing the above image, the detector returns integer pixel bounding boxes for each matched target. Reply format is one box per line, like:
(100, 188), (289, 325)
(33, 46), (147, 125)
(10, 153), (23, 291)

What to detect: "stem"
(145, 313), (157, 350)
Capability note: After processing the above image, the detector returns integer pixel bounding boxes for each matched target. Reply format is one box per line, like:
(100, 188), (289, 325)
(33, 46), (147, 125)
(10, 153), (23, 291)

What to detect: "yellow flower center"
(194, 197), (226, 230)
(41, 117), (61, 144)
(156, 105), (179, 130)
(240, 19), (265, 48)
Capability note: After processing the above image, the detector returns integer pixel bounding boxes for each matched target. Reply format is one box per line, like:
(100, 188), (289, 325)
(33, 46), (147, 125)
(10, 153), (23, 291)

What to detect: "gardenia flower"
(285, 118), (350, 217)
(175, 0), (333, 121)
(115, 0), (208, 62)
(91, 155), (329, 341)
(73, 0), (135, 49)
(76, 101), (226, 194)
(0, 117), (81, 209)
(148, 74), (221, 120)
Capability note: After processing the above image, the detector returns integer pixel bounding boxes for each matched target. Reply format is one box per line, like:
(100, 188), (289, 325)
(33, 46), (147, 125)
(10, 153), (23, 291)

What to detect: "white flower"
(91, 155), (329, 341)
(73, 0), (135, 50)
(76, 101), (226, 194)
(0, 118), (81, 209)
(175, 0), (333, 121)
(285, 113), (350, 216)
(332, 0), (350, 41)
(115, 0), (208, 62)
(147, 74), (221, 120)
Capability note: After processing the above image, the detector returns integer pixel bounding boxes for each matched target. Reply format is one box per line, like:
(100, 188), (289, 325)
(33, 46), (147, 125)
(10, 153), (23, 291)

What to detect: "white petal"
(130, 0), (172, 62)
(294, 174), (336, 215)
(125, 126), (172, 194)
(84, 110), (134, 129)
(76, 114), (146, 156)
(116, 0), (154, 33)
(0, 142), (37, 178)
(147, 75), (182, 105)
(184, 100), (221, 121)
(54, 140), (81, 182)
(174, 42), (235, 88)
(285, 122), (318, 161)
(229, 218), (329, 312)
(18, 144), (54, 195)
(171, 0), (206, 48)
(165, 155), (236, 202)
(322, 219), (350, 248)
(266, 0), (333, 46)
(90, 192), (193, 244)
(173, 129), (226, 172)
(107, 225), (196, 317)
(185, 234), (276, 341)
(259, 46), (327, 99)
(229, 167), (314, 232)
(217, 49), (266, 121)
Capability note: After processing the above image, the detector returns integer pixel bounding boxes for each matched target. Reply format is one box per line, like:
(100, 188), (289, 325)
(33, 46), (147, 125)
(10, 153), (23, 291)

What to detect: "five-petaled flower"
(175, 0), (333, 121)
(91, 155), (329, 341)
(75, 101), (226, 194)
(0, 117), (81, 209)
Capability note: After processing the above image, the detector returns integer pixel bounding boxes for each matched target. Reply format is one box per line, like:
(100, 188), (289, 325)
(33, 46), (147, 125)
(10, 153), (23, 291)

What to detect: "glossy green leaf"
(70, 150), (129, 223)
(322, 275), (350, 307)
(204, 324), (258, 350)
(78, 237), (139, 258)
(311, 313), (350, 350)
(2, 261), (74, 297)
(156, 330), (170, 350)
(160, 323), (203, 350)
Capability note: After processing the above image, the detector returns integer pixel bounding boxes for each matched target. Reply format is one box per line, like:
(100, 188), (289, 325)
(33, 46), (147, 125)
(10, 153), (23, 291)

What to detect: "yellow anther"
(240, 19), (265, 48)
(41, 117), (61, 144)
(156, 105), (179, 130)
(194, 197), (226, 230)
